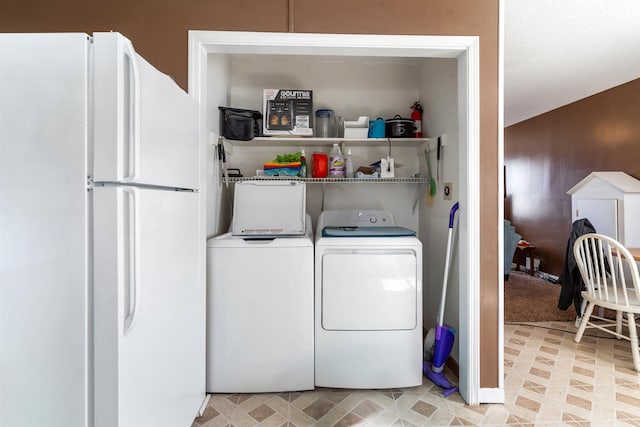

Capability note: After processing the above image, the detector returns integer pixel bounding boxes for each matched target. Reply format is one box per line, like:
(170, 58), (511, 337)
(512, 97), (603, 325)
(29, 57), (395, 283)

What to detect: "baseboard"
(446, 356), (459, 379)
(537, 270), (559, 282)
(509, 267), (559, 283)
(198, 394), (210, 416)
(478, 387), (505, 403)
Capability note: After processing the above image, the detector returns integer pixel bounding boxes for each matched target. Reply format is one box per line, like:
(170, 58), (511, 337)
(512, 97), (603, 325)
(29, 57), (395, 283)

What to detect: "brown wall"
(1, 0), (501, 389)
(505, 78), (640, 276)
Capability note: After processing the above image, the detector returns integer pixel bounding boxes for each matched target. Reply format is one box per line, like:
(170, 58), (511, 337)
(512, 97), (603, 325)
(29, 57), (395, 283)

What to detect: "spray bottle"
(345, 148), (354, 178)
(300, 149), (307, 178)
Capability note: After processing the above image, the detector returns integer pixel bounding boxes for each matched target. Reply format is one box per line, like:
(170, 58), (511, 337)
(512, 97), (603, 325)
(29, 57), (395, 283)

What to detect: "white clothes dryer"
(315, 210), (423, 389)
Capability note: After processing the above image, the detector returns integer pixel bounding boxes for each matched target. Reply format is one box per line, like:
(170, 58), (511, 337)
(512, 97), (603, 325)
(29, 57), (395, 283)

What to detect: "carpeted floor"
(504, 269), (577, 322)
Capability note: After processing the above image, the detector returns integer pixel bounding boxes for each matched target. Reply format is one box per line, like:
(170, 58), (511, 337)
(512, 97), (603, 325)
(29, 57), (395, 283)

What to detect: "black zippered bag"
(218, 106), (263, 141)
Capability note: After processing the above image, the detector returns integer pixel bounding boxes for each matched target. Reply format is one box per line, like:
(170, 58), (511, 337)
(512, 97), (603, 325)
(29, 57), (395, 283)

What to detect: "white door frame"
(187, 31), (485, 404)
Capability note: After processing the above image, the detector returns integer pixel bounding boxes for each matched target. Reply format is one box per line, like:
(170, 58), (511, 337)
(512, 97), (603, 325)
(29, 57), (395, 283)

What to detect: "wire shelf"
(223, 176), (430, 184)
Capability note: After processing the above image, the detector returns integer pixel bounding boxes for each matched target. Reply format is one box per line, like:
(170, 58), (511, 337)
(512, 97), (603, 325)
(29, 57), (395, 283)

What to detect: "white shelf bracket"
(412, 182), (429, 214)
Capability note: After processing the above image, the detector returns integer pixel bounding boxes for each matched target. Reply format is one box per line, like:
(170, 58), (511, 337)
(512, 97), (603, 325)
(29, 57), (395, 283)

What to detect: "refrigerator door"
(93, 186), (203, 427)
(92, 32), (198, 190)
(1, 33), (91, 427)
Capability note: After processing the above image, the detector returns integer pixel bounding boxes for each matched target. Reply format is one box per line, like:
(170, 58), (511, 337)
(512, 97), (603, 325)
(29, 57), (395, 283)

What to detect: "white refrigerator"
(0, 33), (205, 426)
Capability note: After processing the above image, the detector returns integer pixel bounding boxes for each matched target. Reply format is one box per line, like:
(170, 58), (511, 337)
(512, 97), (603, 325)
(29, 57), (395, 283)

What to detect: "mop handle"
(449, 203), (459, 229)
(437, 202), (459, 328)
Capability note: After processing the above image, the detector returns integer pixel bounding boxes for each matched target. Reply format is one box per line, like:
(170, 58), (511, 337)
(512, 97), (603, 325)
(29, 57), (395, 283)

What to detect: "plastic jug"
(315, 109), (335, 138)
(312, 152), (328, 178)
(329, 143), (345, 177)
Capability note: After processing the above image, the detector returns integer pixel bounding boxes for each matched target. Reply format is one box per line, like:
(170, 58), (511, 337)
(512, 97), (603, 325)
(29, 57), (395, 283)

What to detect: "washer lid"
(231, 180), (306, 236)
(322, 226), (416, 238)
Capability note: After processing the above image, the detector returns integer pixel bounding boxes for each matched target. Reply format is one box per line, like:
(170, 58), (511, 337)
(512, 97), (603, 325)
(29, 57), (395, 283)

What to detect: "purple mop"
(423, 202), (458, 397)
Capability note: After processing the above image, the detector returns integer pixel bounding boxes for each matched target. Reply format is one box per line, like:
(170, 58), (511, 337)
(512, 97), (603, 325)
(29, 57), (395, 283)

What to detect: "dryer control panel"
(318, 210), (395, 230)
(352, 210), (394, 225)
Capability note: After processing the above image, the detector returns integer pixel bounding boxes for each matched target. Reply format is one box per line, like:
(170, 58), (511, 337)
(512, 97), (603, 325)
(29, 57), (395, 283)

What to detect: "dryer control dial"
(349, 210), (395, 226)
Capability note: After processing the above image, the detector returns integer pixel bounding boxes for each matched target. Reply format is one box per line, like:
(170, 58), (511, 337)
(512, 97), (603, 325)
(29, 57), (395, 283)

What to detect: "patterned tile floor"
(192, 321), (640, 426)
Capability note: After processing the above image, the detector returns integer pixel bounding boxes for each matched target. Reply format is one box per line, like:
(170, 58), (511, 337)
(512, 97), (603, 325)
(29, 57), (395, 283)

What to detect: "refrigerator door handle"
(123, 186), (141, 335)
(122, 39), (141, 182)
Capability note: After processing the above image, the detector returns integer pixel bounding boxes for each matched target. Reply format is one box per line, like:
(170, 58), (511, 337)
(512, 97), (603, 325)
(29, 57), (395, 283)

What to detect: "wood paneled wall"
(505, 79), (640, 276)
(0, 0), (501, 389)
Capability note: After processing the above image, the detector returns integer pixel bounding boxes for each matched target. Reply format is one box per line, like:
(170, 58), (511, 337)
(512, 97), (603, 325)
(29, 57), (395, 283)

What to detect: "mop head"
(423, 360), (458, 397)
(423, 324), (457, 397)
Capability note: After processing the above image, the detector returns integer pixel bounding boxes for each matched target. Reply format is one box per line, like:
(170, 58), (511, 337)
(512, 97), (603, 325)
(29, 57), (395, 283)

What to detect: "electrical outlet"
(443, 182), (452, 200)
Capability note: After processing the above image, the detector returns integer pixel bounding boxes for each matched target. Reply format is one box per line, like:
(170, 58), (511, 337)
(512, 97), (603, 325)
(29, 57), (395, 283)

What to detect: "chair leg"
(575, 302), (595, 343)
(579, 299), (587, 318)
(627, 312), (640, 372)
(616, 310), (623, 338)
(575, 299), (589, 328)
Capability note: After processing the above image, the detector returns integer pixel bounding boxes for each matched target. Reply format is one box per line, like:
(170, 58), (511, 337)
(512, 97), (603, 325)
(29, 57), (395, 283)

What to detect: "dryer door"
(321, 249), (417, 330)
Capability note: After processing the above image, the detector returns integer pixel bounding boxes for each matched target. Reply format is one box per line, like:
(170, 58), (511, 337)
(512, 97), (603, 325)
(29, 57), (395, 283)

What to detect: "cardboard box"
(263, 89), (313, 136)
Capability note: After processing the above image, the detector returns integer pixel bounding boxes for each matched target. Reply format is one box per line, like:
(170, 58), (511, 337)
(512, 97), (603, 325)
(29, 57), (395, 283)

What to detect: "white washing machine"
(206, 181), (314, 393)
(315, 210), (423, 389)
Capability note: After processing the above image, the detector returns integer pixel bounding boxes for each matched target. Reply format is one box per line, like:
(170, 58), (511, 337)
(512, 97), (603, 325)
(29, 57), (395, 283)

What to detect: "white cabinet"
(568, 171), (640, 247)
(573, 198), (618, 239)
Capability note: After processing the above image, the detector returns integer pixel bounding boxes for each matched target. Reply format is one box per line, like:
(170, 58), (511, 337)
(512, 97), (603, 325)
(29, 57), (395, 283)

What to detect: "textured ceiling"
(504, 0), (640, 127)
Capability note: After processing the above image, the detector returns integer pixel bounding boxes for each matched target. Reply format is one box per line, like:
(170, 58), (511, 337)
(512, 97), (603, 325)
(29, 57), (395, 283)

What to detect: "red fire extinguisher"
(411, 101), (423, 138)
